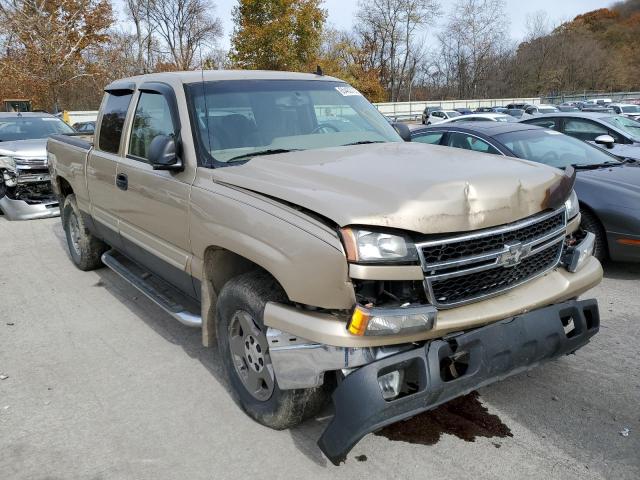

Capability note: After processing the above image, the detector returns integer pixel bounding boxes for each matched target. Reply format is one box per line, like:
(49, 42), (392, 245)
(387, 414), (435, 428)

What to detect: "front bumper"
(317, 298), (600, 465)
(0, 195), (60, 220)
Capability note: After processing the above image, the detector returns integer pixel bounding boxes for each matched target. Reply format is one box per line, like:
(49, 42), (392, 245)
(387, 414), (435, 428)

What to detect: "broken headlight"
(340, 228), (418, 263)
(0, 156), (18, 188)
(565, 190), (579, 219)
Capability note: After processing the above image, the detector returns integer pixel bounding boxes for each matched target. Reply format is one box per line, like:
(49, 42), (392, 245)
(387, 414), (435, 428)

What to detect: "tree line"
(1, 0), (639, 111)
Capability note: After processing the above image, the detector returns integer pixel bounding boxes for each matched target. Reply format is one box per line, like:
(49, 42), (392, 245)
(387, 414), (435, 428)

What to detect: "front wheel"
(216, 271), (328, 429)
(580, 208), (607, 262)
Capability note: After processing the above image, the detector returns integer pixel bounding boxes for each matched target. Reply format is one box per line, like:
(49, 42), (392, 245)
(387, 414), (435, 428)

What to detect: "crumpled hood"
(0, 139), (47, 160)
(213, 142), (567, 234)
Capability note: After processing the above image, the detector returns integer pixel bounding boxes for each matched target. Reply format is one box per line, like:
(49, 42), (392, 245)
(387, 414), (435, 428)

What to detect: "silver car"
(0, 113), (75, 220)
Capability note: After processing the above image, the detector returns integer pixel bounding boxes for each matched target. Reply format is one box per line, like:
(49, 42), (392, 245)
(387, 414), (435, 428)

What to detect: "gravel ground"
(1, 216), (638, 480)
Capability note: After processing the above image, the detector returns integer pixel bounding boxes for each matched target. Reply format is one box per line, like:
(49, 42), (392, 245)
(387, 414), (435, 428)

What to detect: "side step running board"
(101, 250), (202, 328)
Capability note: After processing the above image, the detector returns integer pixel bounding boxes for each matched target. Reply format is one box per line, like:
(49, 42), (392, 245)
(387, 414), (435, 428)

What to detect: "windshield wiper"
(227, 148), (300, 162)
(340, 140), (385, 146)
(570, 162), (622, 170)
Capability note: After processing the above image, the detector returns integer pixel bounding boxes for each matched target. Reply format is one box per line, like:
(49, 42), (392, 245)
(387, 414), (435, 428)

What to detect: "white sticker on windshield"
(544, 130), (561, 135)
(41, 118), (58, 121)
(335, 86), (362, 97)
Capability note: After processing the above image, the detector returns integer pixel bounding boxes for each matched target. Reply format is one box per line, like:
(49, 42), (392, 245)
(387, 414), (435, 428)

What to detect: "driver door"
(113, 84), (197, 297)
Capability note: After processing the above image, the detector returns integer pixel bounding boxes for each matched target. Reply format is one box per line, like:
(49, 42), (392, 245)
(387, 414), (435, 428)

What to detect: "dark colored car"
(505, 102), (532, 110)
(454, 107), (473, 115)
(421, 106), (442, 124)
(410, 122), (640, 262)
(520, 112), (640, 161)
(474, 107), (494, 113)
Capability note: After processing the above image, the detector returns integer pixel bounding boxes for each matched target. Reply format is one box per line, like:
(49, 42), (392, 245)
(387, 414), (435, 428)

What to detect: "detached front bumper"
(317, 298), (600, 465)
(0, 195), (60, 220)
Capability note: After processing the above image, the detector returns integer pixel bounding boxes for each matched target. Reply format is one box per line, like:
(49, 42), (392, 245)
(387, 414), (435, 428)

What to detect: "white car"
(439, 113), (515, 124)
(425, 110), (462, 124)
(609, 103), (640, 121)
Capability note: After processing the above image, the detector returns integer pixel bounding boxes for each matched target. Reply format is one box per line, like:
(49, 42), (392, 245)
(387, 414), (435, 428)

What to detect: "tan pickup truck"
(47, 71), (603, 464)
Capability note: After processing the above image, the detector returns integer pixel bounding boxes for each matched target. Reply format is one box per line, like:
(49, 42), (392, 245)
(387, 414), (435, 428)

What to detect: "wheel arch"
(200, 246), (287, 347)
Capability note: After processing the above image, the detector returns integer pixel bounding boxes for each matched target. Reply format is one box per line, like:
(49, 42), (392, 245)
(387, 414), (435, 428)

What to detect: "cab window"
(128, 92), (175, 161)
(446, 132), (501, 154)
(412, 132), (443, 145)
(98, 92), (133, 154)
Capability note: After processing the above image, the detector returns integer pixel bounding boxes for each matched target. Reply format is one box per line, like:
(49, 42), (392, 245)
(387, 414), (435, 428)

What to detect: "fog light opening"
(560, 314), (577, 338)
(440, 351), (470, 382)
(378, 369), (404, 401)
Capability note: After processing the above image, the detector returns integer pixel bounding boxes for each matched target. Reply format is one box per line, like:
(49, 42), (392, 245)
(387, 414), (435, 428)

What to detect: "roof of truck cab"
(106, 70), (344, 89)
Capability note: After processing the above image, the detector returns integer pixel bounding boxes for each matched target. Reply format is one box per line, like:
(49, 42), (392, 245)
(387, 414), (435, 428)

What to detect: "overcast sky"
(114, 0), (613, 50)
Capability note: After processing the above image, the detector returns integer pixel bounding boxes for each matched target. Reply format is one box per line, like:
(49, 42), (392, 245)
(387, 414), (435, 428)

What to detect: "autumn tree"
(230, 0), (326, 71)
(147, 0), (223, 70)
(0, 0), (113, 111)
(355, 0), (440, 101)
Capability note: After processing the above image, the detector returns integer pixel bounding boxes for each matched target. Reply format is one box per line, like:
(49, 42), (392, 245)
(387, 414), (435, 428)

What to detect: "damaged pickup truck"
(47, 71), (603, 464)
(0, 112), (77, 220)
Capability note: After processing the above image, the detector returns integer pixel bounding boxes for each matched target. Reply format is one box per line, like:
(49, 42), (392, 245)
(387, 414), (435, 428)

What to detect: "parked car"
(48, 70), (602, 465)
(524, 104), (560, 115)
(72, 121), (96, 134)
(0, 112), (76, 220)
(425, 109), (461, 124)
(520, 112), (640, 161)
(474, 107), (495, 113)
(438, 113), (514, 123)
(492, 107), (509, 114)
(454, 107), (473, 115)
(411, 122), (640, 262)
(506, 108), (526, 118)
(557, 106), (581, 112)
(421, 106), (442, 124)
(505, 102), (532, 110)
(608, 103), (640, 121)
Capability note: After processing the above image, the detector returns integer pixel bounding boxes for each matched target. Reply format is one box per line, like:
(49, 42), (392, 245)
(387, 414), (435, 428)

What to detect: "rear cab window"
(98, 92), (133, 154)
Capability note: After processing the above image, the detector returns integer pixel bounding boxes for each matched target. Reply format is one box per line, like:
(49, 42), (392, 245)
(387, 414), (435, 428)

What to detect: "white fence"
(374, 97), (542, 121)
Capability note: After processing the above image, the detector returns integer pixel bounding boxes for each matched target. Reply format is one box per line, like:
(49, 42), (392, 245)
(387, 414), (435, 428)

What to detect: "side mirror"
(392, 122), (412, 142)
(594, 134), (615, 149)
(148, 135), (183, 171)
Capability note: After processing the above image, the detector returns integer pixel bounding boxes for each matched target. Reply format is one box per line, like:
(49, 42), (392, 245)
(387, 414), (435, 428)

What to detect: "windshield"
(187, 80), (401, 164)
(0, 116), (74, 141)
(447, 111), (462, 117)
(602, 115), (640, 141)
(495, 129), (621, 168)
(620, 105), (640, 113)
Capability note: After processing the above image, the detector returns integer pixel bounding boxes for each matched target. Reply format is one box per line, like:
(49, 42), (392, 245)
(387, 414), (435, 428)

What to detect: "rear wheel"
(580, 208), (607, 262)
(62, 194), (107, 271)
(216, 271), (328, 429)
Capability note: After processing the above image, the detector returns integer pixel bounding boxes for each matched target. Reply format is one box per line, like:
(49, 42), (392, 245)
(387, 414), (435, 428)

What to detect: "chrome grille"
(417, 209), (566, 308)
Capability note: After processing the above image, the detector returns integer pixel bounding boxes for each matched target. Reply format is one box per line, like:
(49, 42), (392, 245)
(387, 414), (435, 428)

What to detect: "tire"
(62, 194), (107, 271)
(216, 270), (328, 430)
(580, 208), (607, 262)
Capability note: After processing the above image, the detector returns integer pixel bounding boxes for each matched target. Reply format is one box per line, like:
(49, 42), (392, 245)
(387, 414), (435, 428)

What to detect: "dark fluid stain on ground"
(375, 391), (512, 445)
(355, 454), (368, 462)
(93, 280), (104, 287)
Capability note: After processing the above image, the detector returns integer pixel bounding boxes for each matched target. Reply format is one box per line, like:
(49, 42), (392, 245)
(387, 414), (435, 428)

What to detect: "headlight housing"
(340, 228), (418, 263)
(565, 190), (579, 219)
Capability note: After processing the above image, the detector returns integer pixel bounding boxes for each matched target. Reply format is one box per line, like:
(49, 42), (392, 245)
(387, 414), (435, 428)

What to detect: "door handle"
(116, 173), (128, 191)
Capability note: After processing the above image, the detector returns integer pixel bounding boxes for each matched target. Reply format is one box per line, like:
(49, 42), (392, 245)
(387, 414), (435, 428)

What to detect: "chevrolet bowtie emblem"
(498, 241), (531, 267)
